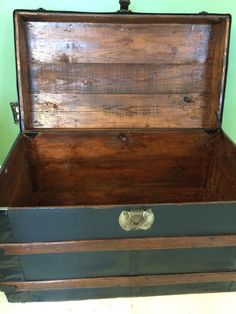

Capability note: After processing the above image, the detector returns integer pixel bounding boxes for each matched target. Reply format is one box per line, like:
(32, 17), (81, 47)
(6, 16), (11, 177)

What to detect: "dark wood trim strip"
(1, 272), (236, 291)
(1, 235), (236, 256)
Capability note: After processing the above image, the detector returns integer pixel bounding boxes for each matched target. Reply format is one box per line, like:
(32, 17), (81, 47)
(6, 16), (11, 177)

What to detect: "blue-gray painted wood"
(18, 247), (236, 281)
(2, 202), (236, 302)
(8, 203), (236, 242)
(20, 251), (130, 280)
(0, 211), (12, 243)
(0, 211), (25, 281)
(5, 282), (232, 302)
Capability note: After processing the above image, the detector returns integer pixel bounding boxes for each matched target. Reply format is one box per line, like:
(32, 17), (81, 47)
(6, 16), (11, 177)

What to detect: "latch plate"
(119, 208), (155, 231)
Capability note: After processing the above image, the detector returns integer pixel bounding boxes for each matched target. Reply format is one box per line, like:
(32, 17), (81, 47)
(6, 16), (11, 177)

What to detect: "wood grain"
(33, 159), (207, 205)
(14, 12), (230, 130)
(30, 93), (211, 129)
(36, 187), (205, 206)
(30, 63), (208, 95)
(1, 130), (235, 207)
(207, 19), (231, 128)
(0, 136), (36, 207)
(206, 132), (236, 201)
(26, 130), (213, 160)
(15, 12), (227, 24)
(1, 235), (236, 255)
(14, 13), (32, 131)
(27, 22), (212, 64)
(25, 130), (214, 205)
(1, 272), (236, 291)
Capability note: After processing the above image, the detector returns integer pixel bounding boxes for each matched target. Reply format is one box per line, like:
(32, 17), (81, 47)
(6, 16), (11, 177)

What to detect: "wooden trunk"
(1, 5), (236, 302)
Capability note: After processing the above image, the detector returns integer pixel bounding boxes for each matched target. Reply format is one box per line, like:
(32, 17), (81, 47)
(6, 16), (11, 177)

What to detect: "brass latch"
(119, 208), (155, 231)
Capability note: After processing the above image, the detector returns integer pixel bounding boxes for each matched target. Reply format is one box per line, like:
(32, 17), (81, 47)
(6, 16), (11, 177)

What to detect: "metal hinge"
(199, 11), (209, 15)
(118, 0), (131, 13)
(37, 7), (46, 11)
(10, 102), (20, 124)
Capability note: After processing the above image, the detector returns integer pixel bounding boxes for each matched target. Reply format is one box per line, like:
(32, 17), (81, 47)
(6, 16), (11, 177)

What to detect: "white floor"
(1, 291), (236, 314)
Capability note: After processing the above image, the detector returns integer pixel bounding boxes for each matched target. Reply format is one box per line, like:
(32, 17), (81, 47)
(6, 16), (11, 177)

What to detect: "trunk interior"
(0, 129), (236, 207)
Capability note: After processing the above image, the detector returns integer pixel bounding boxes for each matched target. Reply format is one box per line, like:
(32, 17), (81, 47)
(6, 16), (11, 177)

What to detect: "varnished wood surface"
(25, 130), (214, 206)
(0, 136), (35, 207)
(1, 130), (236, 207)
(208, 20), (231, 127)
(206, 132), (236, 201)
(27, 22), (212, 64)
(1, 235), (236, 255)
(26, 130), (213, 160)
(14, 12), (230, 130)
(31, 93), (210, 129)
(14, 13), (31, 131)
(1, 271), (236, 291)
(30, 63), (208, 94)
(15, 11), (228, 24)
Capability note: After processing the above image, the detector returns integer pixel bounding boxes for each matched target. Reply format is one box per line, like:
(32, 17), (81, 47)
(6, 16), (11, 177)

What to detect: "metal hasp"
(118, 0), (131, 13)
(119, 209), (155, 231)
(10, 102), (20, 124)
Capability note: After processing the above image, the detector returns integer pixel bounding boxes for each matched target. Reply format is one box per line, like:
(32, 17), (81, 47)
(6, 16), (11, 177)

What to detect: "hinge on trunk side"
(10, 102), (20, 124)
(37, 8), (46, 11)
(0, 248), (5, 257)
(118, 0), (131, 13)
(199, 11), (209, 15)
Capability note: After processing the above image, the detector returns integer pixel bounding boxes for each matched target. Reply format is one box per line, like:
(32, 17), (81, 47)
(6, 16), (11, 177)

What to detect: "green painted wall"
(0, 0), (236, 165)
